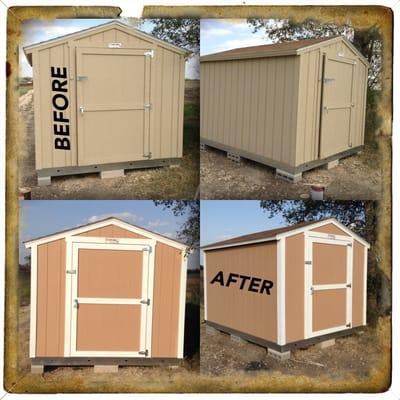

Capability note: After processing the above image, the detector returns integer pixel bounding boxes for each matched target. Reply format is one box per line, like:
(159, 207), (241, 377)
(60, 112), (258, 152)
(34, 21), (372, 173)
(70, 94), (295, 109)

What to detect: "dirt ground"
(18, 80), (199, 200)
(200, 140), (383, 200)
(12, 273), (200, 393)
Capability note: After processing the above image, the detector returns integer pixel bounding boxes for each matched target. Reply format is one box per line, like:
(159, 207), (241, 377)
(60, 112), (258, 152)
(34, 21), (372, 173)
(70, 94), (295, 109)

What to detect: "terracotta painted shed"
(25, 217), (188, 371)
(24, 21), (188, 186)
(202, 218), (370, 358)
(200, 36), (369, 182)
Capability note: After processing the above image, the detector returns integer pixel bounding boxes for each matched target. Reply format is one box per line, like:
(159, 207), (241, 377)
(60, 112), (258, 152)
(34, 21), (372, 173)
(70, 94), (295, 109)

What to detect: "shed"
(24, 21), (189, 186)
(25, 217), (188, 372)
(202, 218), (370, 359)
(200, 36), (369, 182)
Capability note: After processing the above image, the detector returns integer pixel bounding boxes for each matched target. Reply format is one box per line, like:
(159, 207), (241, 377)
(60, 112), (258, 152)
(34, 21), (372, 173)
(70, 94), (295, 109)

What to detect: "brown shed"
(202, 218), (370, 357)
(24, 21), (188, 186)
(25, 217), (188, 371)
(200, 37), (369, 182)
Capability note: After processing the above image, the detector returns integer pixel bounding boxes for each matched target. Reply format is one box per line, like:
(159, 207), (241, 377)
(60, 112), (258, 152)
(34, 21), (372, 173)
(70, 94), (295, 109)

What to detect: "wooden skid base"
(227, 152), (241, 164)
(31, 357), (181, 371)
(201, 138), (362, 180)
(36, 158), (181, 184)
(205, 320), (362, 353)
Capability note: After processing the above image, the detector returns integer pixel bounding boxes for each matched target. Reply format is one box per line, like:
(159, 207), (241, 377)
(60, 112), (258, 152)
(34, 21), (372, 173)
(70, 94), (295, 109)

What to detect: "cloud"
(146, 219), (170, 228)
(84, 212), (144, 225)
(210, 37), (269, 53)
(202, 27), (232, 37)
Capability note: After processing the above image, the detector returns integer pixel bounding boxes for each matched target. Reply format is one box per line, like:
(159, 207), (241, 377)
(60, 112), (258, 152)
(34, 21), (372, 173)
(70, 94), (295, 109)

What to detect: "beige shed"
(25, 217), (188, 372)
(202, 218), (370, 359)
(200, 37), (369, 182)
(24, 21), (188, 186)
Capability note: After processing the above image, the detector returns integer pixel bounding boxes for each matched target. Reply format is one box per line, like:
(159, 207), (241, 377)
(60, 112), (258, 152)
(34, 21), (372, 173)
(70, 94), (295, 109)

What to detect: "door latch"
(66, 269), (76, 274)
(310, 287), (314, 295)
(305, 261), (312, 265)
(74, 299), (79, 309)
(76, 75), (88, 81)
(139, 349), (149, 356)
(79, 106), (84, 115)
(346, 283), (352, 288)
(324, 78), (336, 84)
(144, 103), (152, 110)
(140, 299), (150, 306)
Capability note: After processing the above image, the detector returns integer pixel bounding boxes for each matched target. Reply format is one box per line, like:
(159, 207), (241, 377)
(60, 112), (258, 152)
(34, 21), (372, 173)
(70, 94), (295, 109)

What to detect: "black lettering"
(239, 275), (251, 290)
(260, 280), (274, 295)
(52, 94), (69, 110)
(52, 78), (68, 92)
(53, 110), (69, 123)
(248, 277), (262, 292)
(55, 137), (70, 150)
(226, 273), (238, 287)
(54, 124), (70, 136)
(210, 271), (224, 286)
(51, 66), (67, 79)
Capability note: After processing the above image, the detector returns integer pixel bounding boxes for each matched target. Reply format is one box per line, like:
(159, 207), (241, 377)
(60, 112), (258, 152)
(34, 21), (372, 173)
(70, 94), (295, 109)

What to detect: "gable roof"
(23, 20), (189, 65)
(24, 217), (187, 250)
(200, 36), (369, 66)
(202, 218), (370, 251)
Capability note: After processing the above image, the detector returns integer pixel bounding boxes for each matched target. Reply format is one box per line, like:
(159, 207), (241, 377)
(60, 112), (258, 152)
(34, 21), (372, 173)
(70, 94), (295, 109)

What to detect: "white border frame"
(177, 251), (188, 359)
(29, 245), (37, 358)
(66, 237), (155, 358)
(203, 252), (208, 321)
(304, 232), (353, 339)
(276, 238), (286, 345)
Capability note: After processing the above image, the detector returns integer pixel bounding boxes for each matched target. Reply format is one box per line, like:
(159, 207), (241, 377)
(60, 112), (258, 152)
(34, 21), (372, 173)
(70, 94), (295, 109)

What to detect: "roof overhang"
(24, 217), (188, 251)
(23, 20), (189, 66)
(202, 218), (370, 251)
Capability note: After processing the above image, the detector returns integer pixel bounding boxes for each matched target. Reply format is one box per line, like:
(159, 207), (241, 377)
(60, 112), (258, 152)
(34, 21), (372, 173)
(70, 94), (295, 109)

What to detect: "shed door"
(319, 55), (356, 158)
(305, 234), (353, 338)
(69, 241), (153, 357)
(76, 48), (152, 166)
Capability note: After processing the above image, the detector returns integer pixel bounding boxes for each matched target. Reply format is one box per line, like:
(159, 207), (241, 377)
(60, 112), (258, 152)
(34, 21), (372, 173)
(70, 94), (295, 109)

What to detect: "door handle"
(79, 106), (84, 115)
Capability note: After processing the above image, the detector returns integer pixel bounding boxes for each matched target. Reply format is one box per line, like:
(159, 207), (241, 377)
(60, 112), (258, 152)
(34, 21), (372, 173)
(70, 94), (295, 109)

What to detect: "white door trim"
(203, 252), (208, 321)
(65, 237), (155, 357)
(177, 252), (188, 358)
(276, 238), (286, 345)
(304, 232), (353, 339)
(29, 245), (38, 358)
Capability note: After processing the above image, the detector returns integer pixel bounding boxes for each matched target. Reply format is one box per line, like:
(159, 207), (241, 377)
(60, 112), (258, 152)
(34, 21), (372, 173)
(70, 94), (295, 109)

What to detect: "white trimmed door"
(305, 232), (353, 338)
(67, 238), (154, 357)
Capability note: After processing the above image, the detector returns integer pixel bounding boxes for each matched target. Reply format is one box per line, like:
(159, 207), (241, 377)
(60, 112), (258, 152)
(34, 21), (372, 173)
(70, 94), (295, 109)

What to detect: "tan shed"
(202, 218), (370, 358)
(24, 21), (188, 186)
(25, 217), (188, 372)
(200, 37), (369, 182)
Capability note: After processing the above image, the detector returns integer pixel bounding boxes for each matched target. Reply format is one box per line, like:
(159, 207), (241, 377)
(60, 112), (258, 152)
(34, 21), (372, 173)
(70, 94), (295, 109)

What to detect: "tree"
(149, 19), (199, 54)
(259, 200), (390, 323)
(153, 200), (199, 250)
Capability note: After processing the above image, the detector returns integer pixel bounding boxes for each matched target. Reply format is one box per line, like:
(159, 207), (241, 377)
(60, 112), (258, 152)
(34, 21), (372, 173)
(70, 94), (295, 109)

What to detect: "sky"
(20, 18), (199, 79)
(200, 19), (272, 56)
(19, 200), (187, 264)
(200, 200), (286, 263)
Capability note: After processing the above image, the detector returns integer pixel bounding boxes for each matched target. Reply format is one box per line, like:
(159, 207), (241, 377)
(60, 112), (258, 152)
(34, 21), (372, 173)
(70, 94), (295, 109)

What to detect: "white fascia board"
(25, 218), (187, 251)
(202, 236), (277, 252)
(276, 218), (370, 249)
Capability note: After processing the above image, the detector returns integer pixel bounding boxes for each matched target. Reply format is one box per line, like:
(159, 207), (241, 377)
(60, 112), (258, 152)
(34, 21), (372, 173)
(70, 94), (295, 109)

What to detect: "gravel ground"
(200, 142), (382, 200)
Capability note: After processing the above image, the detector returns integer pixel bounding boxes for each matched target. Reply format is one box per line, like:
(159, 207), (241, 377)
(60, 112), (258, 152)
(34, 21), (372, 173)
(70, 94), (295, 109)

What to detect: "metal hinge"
(142, 246), (152, 253)
(74, 299), (79, 309)
(140, 299), (151, 306)
(66, 270), (76, 274)
(143, 152), (152, 159)
(76, 75), (88, 81)
(144, 49), (154, 58)
(324, 78), (336, 84)
(144, 103), (152, 110)
(346, 322), (351, 328)
(347, 243), (353, 247)
(139, 349), (149, 356)
(346, 283), (352, 288)
(310, 287), (314, 294)
(305, 261), (312, 265)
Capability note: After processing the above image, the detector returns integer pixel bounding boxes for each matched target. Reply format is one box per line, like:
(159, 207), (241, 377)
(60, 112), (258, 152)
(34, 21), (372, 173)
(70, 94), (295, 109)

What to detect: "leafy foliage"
(149, 18), (200, 53)
(153, 200), (199, 250)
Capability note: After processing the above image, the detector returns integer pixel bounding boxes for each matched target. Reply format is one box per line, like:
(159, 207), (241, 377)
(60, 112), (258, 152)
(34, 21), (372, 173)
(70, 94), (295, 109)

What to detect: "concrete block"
(326, 159), (339, 170)
(316, 338), (335, 349)
(200, 143), (207, 151)
(31, 364), (44, 374)
(276, 169), (302, 183)
(94, 365), (119, 373)
(227, 152), (241, 164)
(100, 169), (125, 179)
(268, 348), (291, 361)
(206, 325), (218, 334)
(230, 334), (248, 344)
(38, 176), (51, 186)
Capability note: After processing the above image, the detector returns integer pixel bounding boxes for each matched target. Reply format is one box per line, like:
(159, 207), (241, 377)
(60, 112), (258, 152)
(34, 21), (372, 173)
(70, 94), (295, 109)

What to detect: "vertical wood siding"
(205, 242), (278, 343)
(76, 224), (147, 239)
(36, 239), (66, 356)
(152, 242), (182, 357)
(201, 56), (300, 167)
(33, 26), (184, 170)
